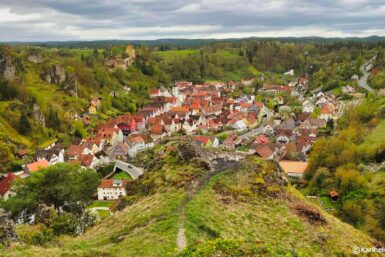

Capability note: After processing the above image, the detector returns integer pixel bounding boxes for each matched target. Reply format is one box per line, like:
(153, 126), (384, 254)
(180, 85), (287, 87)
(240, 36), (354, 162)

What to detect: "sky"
(1, 0), (385, 41)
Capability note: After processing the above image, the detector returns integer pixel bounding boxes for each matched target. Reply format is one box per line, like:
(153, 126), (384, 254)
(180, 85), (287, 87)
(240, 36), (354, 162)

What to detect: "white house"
(97, 179), (128, 200)
(302, 100), (315, 113)
(233, 120), (247, 132)
(36, 144), (65, 165)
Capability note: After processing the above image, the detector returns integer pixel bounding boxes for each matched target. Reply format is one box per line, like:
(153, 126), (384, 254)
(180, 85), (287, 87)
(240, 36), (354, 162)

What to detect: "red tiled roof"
(79, 154), (94, 167)
(66, 145), (85, 157)
(98, 179), (127, 189)
(150, 88), (160, 95)
(194, 136), (210, 145)
(151, 124), (165, 135)
(0, 173), (17, 195)
(171, 106), (189, 113)
(256, 135), (270, 145)
(255, 145), (274, 159)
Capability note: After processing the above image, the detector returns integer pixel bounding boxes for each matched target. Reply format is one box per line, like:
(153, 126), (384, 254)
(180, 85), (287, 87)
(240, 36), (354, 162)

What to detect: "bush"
(18, 224), (54, 246)
(51, 212), (78, 235)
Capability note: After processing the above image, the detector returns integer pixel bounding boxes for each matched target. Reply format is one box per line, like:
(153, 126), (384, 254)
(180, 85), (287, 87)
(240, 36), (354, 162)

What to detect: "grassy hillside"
(2, 145), (375, 256)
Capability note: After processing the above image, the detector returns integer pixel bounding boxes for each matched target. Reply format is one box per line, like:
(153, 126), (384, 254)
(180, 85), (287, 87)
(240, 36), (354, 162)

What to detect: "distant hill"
(3, 36), (385, 49)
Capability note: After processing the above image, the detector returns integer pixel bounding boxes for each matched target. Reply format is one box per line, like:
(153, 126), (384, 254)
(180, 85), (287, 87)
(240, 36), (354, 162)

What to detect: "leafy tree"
(0, 163), (99, 221)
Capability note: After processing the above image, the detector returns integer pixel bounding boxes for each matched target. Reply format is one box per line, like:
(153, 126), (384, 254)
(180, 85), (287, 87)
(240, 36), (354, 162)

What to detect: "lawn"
(97, 210), (111, 219)
(319, 196), (338, 210)
(89, 200), (115, 208)
(113, 171), (131, 180)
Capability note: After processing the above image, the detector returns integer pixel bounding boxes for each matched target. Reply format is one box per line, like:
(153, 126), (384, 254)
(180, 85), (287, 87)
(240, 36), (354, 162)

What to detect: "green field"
(357, 119), (385, 159)
(154, 49), (199, 60)
(89, 200), (115, 208)
(359, 120), (385, 150)
(154, 48), (240, 61)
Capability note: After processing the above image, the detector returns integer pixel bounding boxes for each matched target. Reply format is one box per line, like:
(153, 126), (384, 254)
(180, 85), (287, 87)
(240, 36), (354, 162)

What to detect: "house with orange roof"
(170, 106), (190, 119)
(25, 160), (50, 173)
(194, 136), (211, 147)
(149, 88), (160, 98)
(150, 124), (167, 139)
(243, 115), (258, 129)
(253, 144), (277, 160)
(255, 134), (270, 145)
(97, 179), (128, 200)
(97, 128), (123, 146)
(320, 103), (334, 121)
(126, 134), (154, 157)
(66, 145), (88, 161)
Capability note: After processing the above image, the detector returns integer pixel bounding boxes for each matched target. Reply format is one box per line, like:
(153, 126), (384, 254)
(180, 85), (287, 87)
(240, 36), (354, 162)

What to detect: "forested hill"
(303, 96), (385, 243)
(0, 45), (166, 172)
(4, 35), (385, 48)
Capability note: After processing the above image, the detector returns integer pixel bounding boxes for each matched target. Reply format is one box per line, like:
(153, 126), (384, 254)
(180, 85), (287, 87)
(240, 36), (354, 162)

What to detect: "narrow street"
(358, 56), (376, 93)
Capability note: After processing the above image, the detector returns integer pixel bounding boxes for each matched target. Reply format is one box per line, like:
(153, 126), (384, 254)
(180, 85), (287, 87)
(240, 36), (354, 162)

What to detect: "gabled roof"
(66, 145), (85, 157)
(79, 154), (95, 167)
(256, 134), (270, 145)
(151, 124), (165, 135)
(255, 144), (275, 159)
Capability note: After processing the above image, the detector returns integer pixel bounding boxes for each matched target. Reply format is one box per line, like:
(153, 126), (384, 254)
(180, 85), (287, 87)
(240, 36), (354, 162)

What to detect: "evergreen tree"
(18, 112), (31, 135)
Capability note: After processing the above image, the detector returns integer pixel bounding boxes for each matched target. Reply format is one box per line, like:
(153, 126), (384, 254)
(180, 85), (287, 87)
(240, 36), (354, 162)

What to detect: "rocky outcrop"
(62, 74), (79, 98)
(0, 210), (18, 247)
(42, 64), (67, 84)
(33, 103), (45, 127)
(0, 51), (16, 80)
(42, 65), (79, 97)
(27, 54), (43, 64)
(177, 141), (201, 161)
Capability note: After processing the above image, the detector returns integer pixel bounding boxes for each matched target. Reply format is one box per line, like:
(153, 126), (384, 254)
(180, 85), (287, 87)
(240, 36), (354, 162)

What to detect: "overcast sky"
(1, 0), (385, 41)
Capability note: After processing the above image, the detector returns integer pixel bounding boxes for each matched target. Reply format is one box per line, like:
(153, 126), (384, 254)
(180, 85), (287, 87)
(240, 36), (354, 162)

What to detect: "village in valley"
(1, 63), (363, 215)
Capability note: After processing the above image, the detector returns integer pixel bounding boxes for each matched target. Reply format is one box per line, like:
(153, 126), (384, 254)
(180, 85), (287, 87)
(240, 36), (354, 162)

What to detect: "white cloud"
(0, 0), (385, 41)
